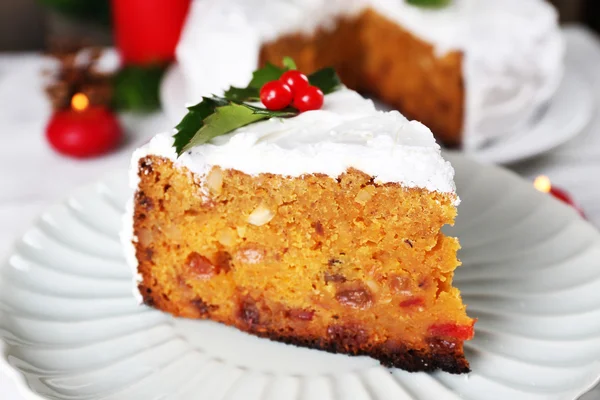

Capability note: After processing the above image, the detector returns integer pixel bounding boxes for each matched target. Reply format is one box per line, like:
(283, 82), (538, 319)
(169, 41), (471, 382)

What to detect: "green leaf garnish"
(406, 0), (451, 8)
(222, 86), (260, 102)
(242, 103), (298, 118)
(223, 62), (286, 102)
(174, 98), (299, 155)
(174, 57), (342, 156)
(248, 63), (287, 89)
(224, 61), (341, 102)
(173, 97), (228, 154)
(180, 102), (266, 154)
(308, 67), (342, 95)
(282, 56), (297, 70)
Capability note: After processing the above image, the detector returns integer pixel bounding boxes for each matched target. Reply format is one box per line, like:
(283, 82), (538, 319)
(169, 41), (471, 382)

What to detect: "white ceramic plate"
(160, 33), (593, 166)
(464, 68), (593, 165)
(2, 154), (600, 400)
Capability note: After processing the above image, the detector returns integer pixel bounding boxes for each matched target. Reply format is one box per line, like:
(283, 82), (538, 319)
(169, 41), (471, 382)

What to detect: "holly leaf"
(174, 57), (341, 156)
(242, 103), (297, 117)
(282, 56), (297, 70)
(406, 0), (451, 8)
(224, 59), (342, 102)
(308, 67), (342, 95)
(223, 86), (260, 102)
(223, 62), (286, 102)
(173, 97), (228, 155)
(175, 98), (299, 155)
(180, 103), (266, 154)
(248, 63), (287, 89)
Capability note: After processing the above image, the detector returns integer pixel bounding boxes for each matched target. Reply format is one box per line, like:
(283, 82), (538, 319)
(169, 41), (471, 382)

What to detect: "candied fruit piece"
(428, 322), (475, 341)
(191, 298), (218, 316)
(185, 252), (218, 279)
(335, 284), (373, 309)
(399, 297), (425, 308)
(324, 272), (347, 283)
(214, 250), (232, 272)
(235, 246), (265, 264)
(239, 298), (260, 328)
(286, 308), (315, 321)
(389, 274), (413, 296)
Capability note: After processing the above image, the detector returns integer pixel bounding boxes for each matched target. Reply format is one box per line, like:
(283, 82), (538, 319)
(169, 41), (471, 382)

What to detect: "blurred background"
(1, 1), (600, 400)
(0, 0), (599, 51)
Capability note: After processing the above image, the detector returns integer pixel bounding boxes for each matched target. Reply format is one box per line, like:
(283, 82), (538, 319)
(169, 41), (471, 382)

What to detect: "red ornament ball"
(46, 107), (122, 158)
(279, 70), (309, 94)
(260, 80), (293, 110)
(293, 85), (324, 112)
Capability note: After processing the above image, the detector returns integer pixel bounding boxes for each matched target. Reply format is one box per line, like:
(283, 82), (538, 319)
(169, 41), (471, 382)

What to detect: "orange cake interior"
(133, 155), (474, 373)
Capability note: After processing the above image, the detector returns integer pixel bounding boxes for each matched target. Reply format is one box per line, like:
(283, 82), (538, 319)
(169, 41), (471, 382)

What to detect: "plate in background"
(465, 68), (593, 165)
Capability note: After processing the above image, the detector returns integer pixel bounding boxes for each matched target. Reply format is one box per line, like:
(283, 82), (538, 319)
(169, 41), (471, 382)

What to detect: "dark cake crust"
(139, 282), (470, 374)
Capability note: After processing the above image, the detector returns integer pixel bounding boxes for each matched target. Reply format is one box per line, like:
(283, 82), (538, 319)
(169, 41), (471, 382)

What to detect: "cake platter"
(372, 67), (593, 165)
(465, 68), (593, 165)
(2, 153), (600, 400)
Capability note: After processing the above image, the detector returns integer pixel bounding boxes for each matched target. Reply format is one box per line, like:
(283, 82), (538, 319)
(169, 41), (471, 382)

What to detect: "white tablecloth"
(1, 25), (599, 400)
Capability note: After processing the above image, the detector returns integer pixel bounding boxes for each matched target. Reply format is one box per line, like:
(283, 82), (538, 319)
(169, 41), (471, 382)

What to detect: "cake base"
(144, 288), (469, 373)
(132, 155), (474, 374)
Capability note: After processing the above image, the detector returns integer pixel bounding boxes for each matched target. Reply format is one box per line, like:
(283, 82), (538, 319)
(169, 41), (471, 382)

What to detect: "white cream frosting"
(176, 0), (564, 150)
(131, 89), (457, 195)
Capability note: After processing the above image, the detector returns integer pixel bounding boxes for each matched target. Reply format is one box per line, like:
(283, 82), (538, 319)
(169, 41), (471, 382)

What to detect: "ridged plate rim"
(1, 154), (600, 400)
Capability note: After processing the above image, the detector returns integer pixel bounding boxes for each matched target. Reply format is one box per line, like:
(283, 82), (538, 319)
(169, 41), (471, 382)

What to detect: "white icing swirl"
(176, 0), (564, 150)
(131, 89), (457, 196)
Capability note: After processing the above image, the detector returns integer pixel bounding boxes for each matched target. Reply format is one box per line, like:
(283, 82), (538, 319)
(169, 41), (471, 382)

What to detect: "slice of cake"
(176, 0), (564, 149)
(123, 65), (474, 373)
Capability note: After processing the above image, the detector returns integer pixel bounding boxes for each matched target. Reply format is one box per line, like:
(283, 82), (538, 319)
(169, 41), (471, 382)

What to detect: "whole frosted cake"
(176, 0), (564, 149)
(123, 61), (475, 373)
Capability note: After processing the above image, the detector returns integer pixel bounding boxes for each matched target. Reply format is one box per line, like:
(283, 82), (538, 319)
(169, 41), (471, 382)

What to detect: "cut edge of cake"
(127, 154), (473, 373)
(121, 88), (474, 374)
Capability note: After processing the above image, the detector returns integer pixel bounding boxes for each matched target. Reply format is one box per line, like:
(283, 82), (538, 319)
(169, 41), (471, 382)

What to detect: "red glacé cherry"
(279, 70), (309, 94)
(260, 80), (293, 110)
(428, 322), (475, 341)
(293, 85), (324, 112)
(46, 106), (122, 158)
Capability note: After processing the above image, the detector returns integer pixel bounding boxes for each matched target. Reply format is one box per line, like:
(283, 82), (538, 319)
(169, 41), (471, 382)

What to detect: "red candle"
(46, 94), (123, 158)
(112, 0), (192, 65)
(534, 176), (585, 217)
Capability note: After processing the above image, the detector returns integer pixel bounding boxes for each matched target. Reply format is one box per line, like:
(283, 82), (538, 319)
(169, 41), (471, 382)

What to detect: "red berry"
(260, 80), (293, 110)
(46, 107), (122, 158)
(280, 70), (309, 94)
(293, 86), (324, 112)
